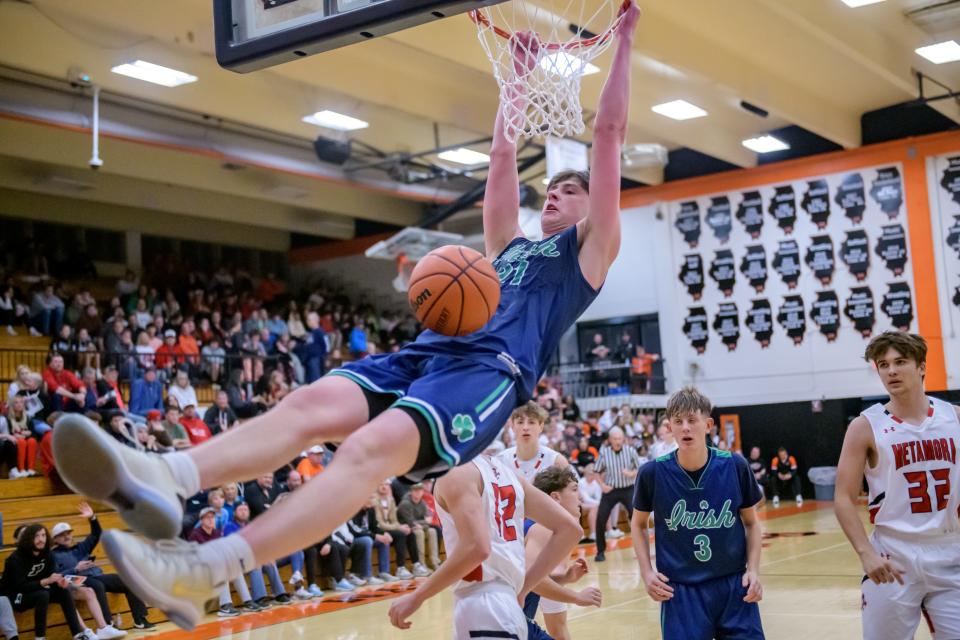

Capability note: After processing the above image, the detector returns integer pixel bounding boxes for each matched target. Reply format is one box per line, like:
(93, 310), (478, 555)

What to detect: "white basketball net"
(472, 1), (628, 143)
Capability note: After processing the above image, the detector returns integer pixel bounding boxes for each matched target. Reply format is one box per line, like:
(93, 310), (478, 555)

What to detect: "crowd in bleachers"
(0, 259), (693, 632)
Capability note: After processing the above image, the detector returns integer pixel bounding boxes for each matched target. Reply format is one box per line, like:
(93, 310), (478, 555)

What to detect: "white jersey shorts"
(861, 531), (960, 640)
(454, 582), (528, 640)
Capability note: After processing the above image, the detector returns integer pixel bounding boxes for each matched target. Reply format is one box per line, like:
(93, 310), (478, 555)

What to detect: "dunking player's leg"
(101, 409), (421, 630)
(188, 376), (370, 488)
(239, 409), (419, 561)
(53, 376), (373, 540)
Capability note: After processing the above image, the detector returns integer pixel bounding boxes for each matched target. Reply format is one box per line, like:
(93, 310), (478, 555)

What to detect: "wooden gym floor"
(149, 502), (931, 640)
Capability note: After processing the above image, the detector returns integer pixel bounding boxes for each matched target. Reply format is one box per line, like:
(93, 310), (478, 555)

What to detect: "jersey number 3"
(492, 484), (518, 541)
(903, 468), (951, 514)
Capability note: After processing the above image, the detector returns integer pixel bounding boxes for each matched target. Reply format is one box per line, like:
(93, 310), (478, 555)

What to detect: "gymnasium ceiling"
(0, 0), (959, 241)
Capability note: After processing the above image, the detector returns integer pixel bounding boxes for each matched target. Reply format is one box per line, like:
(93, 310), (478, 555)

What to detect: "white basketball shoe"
(52, 414), (185, 539)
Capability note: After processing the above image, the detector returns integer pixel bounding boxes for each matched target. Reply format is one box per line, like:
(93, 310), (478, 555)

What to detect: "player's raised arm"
(518, 476), (582, 601)
(578, 2), (640, 288)
(483, 34), (540, 258)
(388, 465), (491, 629)
(834, 416), (903, 585)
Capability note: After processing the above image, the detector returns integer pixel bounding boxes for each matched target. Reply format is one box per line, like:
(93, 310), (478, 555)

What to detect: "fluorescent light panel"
(651, 99), (707, 121)
(302, 110), (369, 131)
(438, 148), (491, 165)
(840, 0), (885, 7)
(742, 135), (790, 153)
(915, 40), (960, 64)
(110, 60), (197, 87)
(539, 52), (600, 78)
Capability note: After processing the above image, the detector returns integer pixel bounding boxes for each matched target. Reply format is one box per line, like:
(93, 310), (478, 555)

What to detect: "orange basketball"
(407, 245), (501, 336)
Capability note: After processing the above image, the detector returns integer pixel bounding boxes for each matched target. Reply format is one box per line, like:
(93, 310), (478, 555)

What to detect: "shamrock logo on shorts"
(451, 414), (477, 443)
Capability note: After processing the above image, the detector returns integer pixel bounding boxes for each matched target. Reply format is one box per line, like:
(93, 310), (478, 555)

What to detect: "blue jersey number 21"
(497, 259), (529, 287)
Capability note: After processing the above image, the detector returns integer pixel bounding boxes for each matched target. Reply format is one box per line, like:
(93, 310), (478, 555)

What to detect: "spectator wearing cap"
(129, 367), (163, 418)
(51, 501), (155, 631)
(161, 405), (191, 449)
(203, 390), (238, 437)
(179, 404), (212, 446)
(187, 507), (260, 617)
(397, 482), (442, 571)
(153, 330), (178, 379)
(295, 446), (325, 481)
(42, 353), (85, 413)
(167, 369), (197, 411)
(143, 410), (174, 451)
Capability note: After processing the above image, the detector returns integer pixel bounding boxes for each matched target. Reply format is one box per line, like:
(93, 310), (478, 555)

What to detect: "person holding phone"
(51, 502), (155, 632)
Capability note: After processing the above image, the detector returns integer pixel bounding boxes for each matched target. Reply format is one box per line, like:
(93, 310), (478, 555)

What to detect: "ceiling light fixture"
(742, 135), (790, 153)
(110, 60), (197, 87)
(438, 148), (491, 166)
(651, 99), (708, 121)
(539, 52), (600, 78)
(915, 40), (960, 64)
(302, 110), (369, 131)
(840, 0), (885, 7)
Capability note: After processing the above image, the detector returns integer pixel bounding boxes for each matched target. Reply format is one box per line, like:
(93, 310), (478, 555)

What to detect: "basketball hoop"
(470, 0), (632, 143)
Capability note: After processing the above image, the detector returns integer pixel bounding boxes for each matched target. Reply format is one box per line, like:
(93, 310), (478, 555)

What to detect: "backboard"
(214, 0), (507, 72)
(365, 226), (464, 262)
(365, 226), (466, 293)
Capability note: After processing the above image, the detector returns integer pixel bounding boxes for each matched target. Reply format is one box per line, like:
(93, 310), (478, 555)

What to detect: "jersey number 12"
(492, 484), (518, 541)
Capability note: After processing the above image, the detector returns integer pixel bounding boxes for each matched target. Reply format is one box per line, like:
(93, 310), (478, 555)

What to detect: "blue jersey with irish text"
(633, 448), (762, 585)
(406, 225), (599, 401)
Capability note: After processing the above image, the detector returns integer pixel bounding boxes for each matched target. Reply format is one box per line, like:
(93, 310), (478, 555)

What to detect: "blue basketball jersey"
(635, 449), (761, 585)
(406, 225), (599, 401)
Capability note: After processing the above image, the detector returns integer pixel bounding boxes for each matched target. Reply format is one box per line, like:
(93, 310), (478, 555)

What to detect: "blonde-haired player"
(835, 331), (960, 639)
(388, 455), (580, 639)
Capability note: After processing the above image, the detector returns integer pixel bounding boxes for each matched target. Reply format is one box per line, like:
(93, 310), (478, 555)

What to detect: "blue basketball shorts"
(661, 572), (764, 640)
(526, 617), (554, 640)
(328, 352), (518, 483)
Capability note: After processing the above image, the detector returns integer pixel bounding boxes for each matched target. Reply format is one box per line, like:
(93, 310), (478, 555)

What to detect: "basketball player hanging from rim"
(50, 1), (641, 629)
(834, 331), (960, 640)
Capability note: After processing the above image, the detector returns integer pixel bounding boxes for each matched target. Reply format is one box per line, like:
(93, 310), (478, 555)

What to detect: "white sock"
(160, 451), (201, 497)
(199, 534), (257, 585)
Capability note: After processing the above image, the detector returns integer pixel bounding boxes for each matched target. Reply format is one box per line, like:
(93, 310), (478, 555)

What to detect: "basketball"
(407, 245), (501, 336)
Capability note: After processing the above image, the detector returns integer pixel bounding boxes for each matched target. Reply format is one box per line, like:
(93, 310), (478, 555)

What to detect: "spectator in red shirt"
(42, 353), (85, 413)
(154, 330), (178, 379)
(179, 404), (212, 446)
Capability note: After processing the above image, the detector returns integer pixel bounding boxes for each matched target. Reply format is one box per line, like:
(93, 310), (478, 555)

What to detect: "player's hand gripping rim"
(860, 550), (905, 585)
(742, 570), (763, 603)
(644, 572), (674, 602)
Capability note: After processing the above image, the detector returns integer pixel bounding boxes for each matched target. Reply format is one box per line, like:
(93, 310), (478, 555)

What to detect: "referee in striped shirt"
(594, 426), (641, 561)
